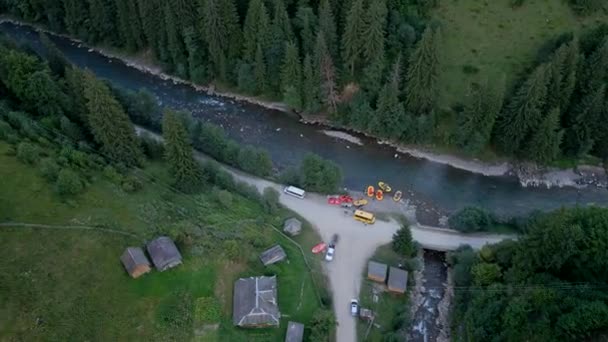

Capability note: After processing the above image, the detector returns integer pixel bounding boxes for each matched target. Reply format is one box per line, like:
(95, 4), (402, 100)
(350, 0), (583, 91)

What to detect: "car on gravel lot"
(325, 244), (335, 261)
(350, 299), (359, 317)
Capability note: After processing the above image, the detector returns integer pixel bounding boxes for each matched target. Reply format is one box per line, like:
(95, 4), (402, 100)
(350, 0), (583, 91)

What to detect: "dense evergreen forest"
(0, 0), (607, 165)
(449, 207), (608, 341)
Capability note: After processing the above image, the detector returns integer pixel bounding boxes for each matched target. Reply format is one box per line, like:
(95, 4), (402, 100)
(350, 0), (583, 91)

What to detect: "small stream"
(409, 251), (447, 342)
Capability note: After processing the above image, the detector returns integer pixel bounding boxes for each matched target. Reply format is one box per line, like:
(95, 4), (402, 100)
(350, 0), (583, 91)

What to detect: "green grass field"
(0, 142), (326, 341)
(434, 0), (608, 108)
(356, 245), (410, 341)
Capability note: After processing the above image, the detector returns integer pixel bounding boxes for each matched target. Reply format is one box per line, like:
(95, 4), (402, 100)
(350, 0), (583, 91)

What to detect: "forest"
(0, 32), (335, 341)
(448, 206), (608, 341)
(1, 0), (607, 166)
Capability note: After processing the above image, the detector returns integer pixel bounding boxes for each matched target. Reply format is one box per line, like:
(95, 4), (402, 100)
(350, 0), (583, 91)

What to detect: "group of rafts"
(367, 182), (402, 202)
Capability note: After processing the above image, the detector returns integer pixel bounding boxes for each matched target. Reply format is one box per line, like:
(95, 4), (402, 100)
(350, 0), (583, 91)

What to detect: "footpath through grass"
(0, 142), (326, 341)
(434, 0), (608, 108)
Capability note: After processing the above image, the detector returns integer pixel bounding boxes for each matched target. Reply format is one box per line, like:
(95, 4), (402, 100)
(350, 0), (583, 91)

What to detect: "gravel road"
(137, 126), (515, 342)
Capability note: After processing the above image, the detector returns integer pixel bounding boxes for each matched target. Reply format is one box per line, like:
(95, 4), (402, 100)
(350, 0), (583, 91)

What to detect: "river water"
(2, 22), (606, 217)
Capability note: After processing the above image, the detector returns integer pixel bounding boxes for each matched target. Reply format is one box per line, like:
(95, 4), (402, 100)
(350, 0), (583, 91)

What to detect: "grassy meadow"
(434, 0), (608, 108)
(0, 142), (326, 341)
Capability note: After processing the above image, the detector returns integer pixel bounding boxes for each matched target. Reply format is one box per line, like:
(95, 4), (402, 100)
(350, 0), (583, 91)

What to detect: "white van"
(284, 186), (306, 199)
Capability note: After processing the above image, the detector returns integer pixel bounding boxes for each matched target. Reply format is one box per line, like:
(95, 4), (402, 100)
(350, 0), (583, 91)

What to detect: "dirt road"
(137, 126), (515, 342)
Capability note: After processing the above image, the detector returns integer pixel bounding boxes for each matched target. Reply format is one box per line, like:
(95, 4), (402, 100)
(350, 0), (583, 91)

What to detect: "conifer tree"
(370, 57), (405, 139)
(405, 26), (441, 115)
(315, 33), (338, 113)
(294, 6), (317, 57)
(281, 41), (303, 110)
(115, 0), (142, 51)
(564, 85), (606, 156)
(361, 53), (386, 98)
(219, 0), (242, 66)
(63, 0), (91, 38)
(302, 53), (320, 112)
(162, 109), (204, 192)
(526, 108), (564, 164)
(495, 64), (549, 155)
(82, 71), (143, 167)
(267, 0), (295, 93)
(361, 0), (387, 64)
(457, 79), (505, 153)
(546, 40), (579, 112)
(201, 0), (225, 75)
(341, 0), (365, 76)
(137, 0), (165, 58)
(86, 0), (117, 44)
(254, 44), (267, 94)
(318, 0), (338, 59)
(243, 0), (271, 61)
(578, 37), (608, 96)
(164, 3), (188, 77)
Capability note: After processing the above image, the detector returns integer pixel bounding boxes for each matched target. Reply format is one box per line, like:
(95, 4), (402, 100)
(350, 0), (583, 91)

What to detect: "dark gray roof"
(285, 321), (304, 342)
(120, 247), (150, 273)
(388, 267), (408, 293)
(146, 236), (182, 271)
(233, 276), (280, 327)
(260, 245), (287, 266)
(367, 261), (388, 282)
(283, 218), (302, 235)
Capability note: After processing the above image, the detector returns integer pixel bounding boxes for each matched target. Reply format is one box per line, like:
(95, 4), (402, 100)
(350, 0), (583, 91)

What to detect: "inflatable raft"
(312, 243), (327, 254)
(378, 181), (392, 193)
(376, 189), (384, 201)
(393, 190), (402, 202)
(367, 185), (375, 197)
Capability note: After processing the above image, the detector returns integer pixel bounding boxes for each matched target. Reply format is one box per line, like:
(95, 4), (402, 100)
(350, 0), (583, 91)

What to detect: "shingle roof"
(260, 245), (287, 266)
(285, 321), (304, 342)
(146, 236), (182, 271)
(283, 218), (302, 235)
(120, 247), (150, 274)
(367, 261), (388, 282)
(233, 276), (280, 327)
(388, 267), (408, 293)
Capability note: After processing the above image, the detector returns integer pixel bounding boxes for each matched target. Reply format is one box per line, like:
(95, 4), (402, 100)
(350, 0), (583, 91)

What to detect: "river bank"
(3, 17), (606, 191)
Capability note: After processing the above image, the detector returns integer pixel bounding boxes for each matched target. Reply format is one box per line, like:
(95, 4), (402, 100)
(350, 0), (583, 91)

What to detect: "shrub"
(299, 153), (343, 193)
(194, 297), (221, 324)
(140, 133), (165, 160)
(16, 142), (40, 165)
(223, 240), (240, 260)
(471, 262), (501, 286)
(39, 157), (60, 181)
(278, 166), (301, 186)
(308, 309), (336, 341)
(262, 187), (280, 214)
(448, 206), (495, 232)
(237, 63), (256, 93)
(121, 175), (143, 193)
(157, 291), (193, 332)
(103, 165), (123, 184)
(55, 168), (83, 195)
(237, 146), (273, 177)
(0, 119), (15, 141)
(215, 189), (233, 207)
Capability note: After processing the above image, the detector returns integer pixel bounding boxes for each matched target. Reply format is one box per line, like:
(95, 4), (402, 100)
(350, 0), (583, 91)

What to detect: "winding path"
(137, 126), (515, 342)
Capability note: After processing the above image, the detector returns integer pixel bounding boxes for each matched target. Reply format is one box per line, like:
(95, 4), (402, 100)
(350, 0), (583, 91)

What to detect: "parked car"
(350, 299), (359, 317)
(339, 195), (353, 203)
(325, 244), (335, 261)
(341, 202), (353, 208)
(327, 196), (341, 205)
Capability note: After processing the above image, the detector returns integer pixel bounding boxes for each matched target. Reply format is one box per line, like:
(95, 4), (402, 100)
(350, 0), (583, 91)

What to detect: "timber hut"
(260, 245), (287, 266)
(120, 247), (151, 278)
(387, 267), (408, 294)
(283, 218), (302, 236)
(147, 236), (182, 271)
(233, 276), (280, 327)
(285, 321), (304, 342)
(367, 261), (388, 283)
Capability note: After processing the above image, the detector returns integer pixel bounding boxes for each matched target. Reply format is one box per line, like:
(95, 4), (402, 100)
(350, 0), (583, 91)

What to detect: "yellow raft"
(393, 190), (402, 202)
(378, 181), (392, 193)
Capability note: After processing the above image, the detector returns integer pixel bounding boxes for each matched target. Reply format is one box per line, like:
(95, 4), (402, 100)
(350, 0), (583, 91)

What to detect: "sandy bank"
(321, 130), (363, 146)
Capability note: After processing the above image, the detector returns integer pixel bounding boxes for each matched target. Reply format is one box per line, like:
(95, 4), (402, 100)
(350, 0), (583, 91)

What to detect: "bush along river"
(2, 21), (607, 223)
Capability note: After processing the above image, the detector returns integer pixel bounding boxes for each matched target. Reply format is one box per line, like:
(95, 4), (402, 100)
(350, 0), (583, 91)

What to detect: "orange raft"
(376, 189), (384, 201)
(367, 185), (375, 197)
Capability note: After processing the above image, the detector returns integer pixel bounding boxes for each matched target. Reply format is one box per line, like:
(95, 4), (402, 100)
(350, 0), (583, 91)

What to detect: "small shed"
(233, 276), (280, 327)
(388, 267), (408, 293)
(260, 244), (287, 266)
(147, 236), (182, 271)
(283, 218), (302, 236)
(367, 261), (388, 283)
(285, 321), (304, 342)
(120, 247), (151, 278)
(359, 308), (375, 321)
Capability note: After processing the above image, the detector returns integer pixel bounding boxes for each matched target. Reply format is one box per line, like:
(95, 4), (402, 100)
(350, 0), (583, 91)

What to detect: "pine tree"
(137, 0), (165, 57)
(219, 0), (242, 65)
(281, 41), (302, 110)
(164, 3), (188, 77)
(546, 40), (579, 112)
(302, 53), (320, 112)
(370, 57), (405, 139)
(318, 0), (338, 59)
(115, 0), (138, 51)
(361, 0), (387, 64)
(82, 71), (143, 167)
(267, 0), (295, 93)
(361, 53), (386, 98)
(457, 79), (505, 153)
(162, 109), (204, 192)
(294, 6), (317, 57)
(86, 0), (118, 44)
(578, 37), (608, 96)
(495, 64), (549, 155)
(243, 0), (271, 61)
(392, 224), (415, 257)
(254, 44), (267, 94)
(405, 26), (441, 115)
(526, 108), (564, 164)
(201, 0), (225, 75)
(63, 0), (91, 38)
(315, 33), (338, 113)
(341, 0), (365, 76)
(564, 85), (606, 156)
